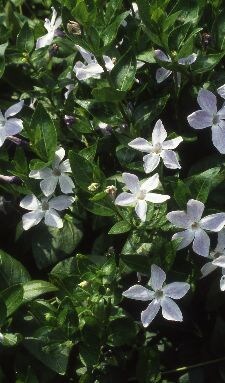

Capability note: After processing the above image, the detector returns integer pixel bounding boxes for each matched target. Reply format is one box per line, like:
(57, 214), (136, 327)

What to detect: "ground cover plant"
(1, 0), (225, 382)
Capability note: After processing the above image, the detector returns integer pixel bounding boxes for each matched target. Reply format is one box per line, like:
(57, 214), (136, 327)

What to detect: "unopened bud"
(49, 43), (59, 57)
(67, 21), (82, 35)
(64, 115), (75, 127)
(78, 280), (89, 288)
(88, 182), (99, 192)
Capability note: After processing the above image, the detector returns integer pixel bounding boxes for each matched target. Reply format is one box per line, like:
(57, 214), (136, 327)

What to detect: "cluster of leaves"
(1, 0), (225, 382)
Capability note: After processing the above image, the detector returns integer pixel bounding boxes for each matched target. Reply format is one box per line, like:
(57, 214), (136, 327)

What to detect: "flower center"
(153, 143), (162, 154)
(213, 114), (220, 125)
(137, 190), (146, 200)
(42, 201), (49, 211)
(191, 222), (200, 230)
(154, 289), (164, 300)
(52, 167), (61, 176)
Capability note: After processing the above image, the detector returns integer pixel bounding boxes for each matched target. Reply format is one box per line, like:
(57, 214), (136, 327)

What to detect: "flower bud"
(105, 185), (117, 200)
(67, 21), (82, 35)
(88, 182), (99, 192)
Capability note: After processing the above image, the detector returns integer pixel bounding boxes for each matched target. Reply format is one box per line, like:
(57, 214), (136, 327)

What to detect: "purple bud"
(64, 115), (75, 127)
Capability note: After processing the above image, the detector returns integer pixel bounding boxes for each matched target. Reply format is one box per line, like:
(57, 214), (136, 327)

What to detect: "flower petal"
(5, 101), (24, 118)
(128, 137), (152, 152)
(152, 119), (167, 146)
(145, 192), (170, 203)
(187, 199), (204, 222)
(150, 264), (166, 291)
(178, 53), (197, 65)
(141, 300), (161, 327)
(29, 168), (52, 179)
(220, 275), (225, 291)
(44, 208), (63, 228)
(156, 68), (172, 83)
(200, 213), (225, 232)
(135, 200), (147, 221)
(122, 172), (140, 194)
(115, 192), (136, 206)
(212, 255), (225, 268)
(122, 285), (154, 301)
(5, 119), (23, 136)
(53, 147), (65, 168)
(40, 176), (58, 197)
(154, 49), (171, 62)
(49, 195), (74, 211)
(162, 136), (183, 149)
(36, 32), (54, 49)
(201, 261), (217, 277)
(216, 228), (225, 251)
(163, 282), (190, 299)
(143, 153), (160, 173)
(75, 45), (95, 64)
(193, 228), (210, 257)
(22, 210), (44, 230)
(74, 61), (103, 81)
(140, 173), (159, 192)
(172, 230), (195, 250)
(187, 110), (213, 129)
(161, 149), (181, 169)
(59, 159), (72, 173)
(20, 195), (41, 211)
(211, 122), (225, 154)
(166, 211), (192, 229)
(161, 297), (183, 321)
(59, 174), (75, 194)
(217, 84), (225, 99)
(103, 55), (114, 71)
(197, 89), (217, 114)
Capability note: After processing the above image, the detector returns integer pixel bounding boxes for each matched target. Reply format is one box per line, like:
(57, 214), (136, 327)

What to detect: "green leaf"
(0, 42), (8, 79)
(102, 11), (129, 47)
(23, 280), (58, 301)
(1, 285), (24, 317)
(92, 87), (126, 102)
(79, 142), (98, 162)
(133, 96), (169, 129)
(186, 167), (221, 203)
(192, 53), (225, 74)
(0, 250), (30, 290)
(108, 220), (131, 234)
(111, 49), (136, 91)
(28, 103), (57, 161)
(76, 99), (123, 124)
(17, 22), (34, 52)
(107, 318), (138, 346)
(69, 151), (94, 190)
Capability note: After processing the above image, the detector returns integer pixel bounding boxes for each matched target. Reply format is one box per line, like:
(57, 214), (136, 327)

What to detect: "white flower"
(155, 49), (197, 84)
(29, 147), (75, 197)
(115, 172), (170, 222)
(201, 228), (225, 291)
(187, 89), (225, 154)
(0, 100), (24, 147)
(20, 194), (74, 230)
(217, 84), (225, 99)
(36, 7), (62, 50)
(128, 119), (182, 173)
(64, 73), (74, 100)
(167, 199), (225, 257)
(123, 264), (190, 327)
(73, 45), (114, 81)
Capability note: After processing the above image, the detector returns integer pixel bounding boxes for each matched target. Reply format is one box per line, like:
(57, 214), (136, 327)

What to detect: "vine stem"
(161, 355), (225, 375)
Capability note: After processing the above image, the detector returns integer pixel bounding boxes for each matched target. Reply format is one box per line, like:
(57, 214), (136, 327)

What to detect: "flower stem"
(161, 355), (225, 375)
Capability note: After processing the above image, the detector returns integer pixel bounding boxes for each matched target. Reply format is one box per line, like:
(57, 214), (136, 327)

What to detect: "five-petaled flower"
(20, 194), (74, 230)
(123, 264), (190, 327)
(167, 199), (225, 257)
(73, 45), (114, 81)
(155, 49), (197, 84)
(201, 228), (225, 291)
(187, 89), (225, 154)
(0, 100), (24, 147)
(29, 147), (74, 197)
(36, 7), (62, 50)
(115, 172), (170, 222)
(128, 119), (182, 173)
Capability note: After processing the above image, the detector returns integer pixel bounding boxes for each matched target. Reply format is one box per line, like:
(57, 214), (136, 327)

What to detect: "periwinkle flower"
(128, 119), (182, 173)
(36, 7), (62, 50)
(187, 89), (225, 154)
(0, 100), (24, 147)
(167, 199), (225, 257)
(73, 45), (114, 81)
(20, 194), (74, 230)
(201, 229), (225, 291)
(155, 49), (197, 84)
(29, 147), (74, 197)
(115, 172), (170, 222)
(123, 264), (190, 327)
